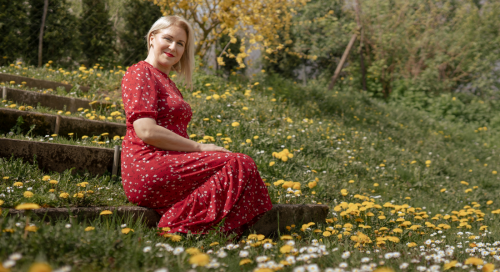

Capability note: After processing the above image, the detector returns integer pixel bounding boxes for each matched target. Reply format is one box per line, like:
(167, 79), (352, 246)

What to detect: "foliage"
(148, 0), (307, 68)
(360, 0), (500, 98)
(119, 0), (163, 66)
(33, 0), (81, 67)
(214, 34), (246, 76)
(264, 0), (352, 80)
(80, 0), (116, 66)
(0, 0), (80, 67)
(0, 0), (30, 66)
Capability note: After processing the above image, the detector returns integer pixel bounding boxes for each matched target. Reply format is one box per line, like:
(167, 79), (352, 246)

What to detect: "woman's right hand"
(198, 143), (232, 153)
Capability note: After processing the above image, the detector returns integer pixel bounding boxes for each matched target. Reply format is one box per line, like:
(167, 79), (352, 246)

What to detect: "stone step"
(0, 138), (119, 176)
(2, 87), (112, 112)
(0, 108), (126, 137)
(0, 73), (90, 92)
(6, 204), (329, 237)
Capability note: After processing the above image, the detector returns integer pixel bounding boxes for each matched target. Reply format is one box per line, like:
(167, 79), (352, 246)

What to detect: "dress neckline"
(140, 60), (171, 79)
(139, 60), (184, 99)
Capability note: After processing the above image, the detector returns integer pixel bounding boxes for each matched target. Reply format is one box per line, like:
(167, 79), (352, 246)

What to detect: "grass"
(1, 81), (107, 101)
(1, 63), (500, 271)
(0, 99), (126, 127)
(1, 62), (125, 93)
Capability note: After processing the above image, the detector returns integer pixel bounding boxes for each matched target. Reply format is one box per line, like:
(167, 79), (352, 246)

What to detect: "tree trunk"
(38, 0), (49, 67)
(328, 34), (357, 90)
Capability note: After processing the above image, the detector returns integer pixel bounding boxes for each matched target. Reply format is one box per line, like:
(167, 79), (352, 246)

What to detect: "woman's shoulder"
(124, 61), (154, 78)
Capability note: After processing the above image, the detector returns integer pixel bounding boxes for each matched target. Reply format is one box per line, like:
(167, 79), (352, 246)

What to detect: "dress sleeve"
(122, 66), (158, 124)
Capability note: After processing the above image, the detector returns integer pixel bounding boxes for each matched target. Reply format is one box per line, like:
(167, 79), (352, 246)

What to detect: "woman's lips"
(165, 52), (174, 57)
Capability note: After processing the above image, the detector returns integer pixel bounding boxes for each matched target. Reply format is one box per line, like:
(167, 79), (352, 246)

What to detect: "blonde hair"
(146, 16), (195, 89)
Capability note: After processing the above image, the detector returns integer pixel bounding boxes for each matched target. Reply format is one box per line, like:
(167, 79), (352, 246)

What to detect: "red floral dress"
(120, 61), (273, 235)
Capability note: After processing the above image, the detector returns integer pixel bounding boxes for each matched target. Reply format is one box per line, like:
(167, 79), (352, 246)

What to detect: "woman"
(120, 15), (273, 237)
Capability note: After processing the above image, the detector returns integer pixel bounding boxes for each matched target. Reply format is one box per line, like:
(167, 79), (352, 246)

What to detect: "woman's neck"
(144, 56), (171, 75)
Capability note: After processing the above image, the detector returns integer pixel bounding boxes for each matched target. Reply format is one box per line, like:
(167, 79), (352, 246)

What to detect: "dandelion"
(121, 228), (134, 234)
(28, 262), (52, 272)
(239, 259), (252, 265)
(482, 263), (495, 272)
(25, 226), (38, 232)
(231, 122), (240, 127)
(15, 203), (40, 210)
(49, 180), (58, 184)
(59, 193), (69, 198)
(189, 253), (210, 266)
(84, 226), (95, 231)
(465, 257), (483, 266)
(374, 268), (395, 272)
(170, 235), (182, 242)
(23, 191), (34, 198)
(99, 210), (112, 215)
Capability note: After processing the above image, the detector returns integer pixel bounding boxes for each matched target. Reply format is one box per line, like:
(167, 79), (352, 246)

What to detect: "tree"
(263, 0), (351, 80)
(0, 0), (30, 65)
(148, 0), (307, 68)
(360, 0), (500, 98)
(80, 0), (116, 66)
(27, 0), (80, 67)
(119, 0), (163, 66)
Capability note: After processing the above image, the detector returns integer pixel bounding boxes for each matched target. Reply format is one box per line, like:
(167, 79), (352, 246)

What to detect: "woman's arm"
(133, 118), (201, 152)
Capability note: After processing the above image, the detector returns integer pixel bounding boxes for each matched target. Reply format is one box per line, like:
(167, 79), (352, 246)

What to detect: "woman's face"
(149, 26), (187, 73)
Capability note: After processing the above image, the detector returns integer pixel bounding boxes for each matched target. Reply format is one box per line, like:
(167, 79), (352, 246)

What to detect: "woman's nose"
(169, 42), (177, 52)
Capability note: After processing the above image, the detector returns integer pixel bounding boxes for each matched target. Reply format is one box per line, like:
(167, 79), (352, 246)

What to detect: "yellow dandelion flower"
(482, 263), (495, 272)
(28, 262), (52, 272)
(15, 203), (40, 210)
(23, 191), (34, 198)
(464, 257), (483, 266)
(59, 192), (69, 198)
(100, 210), (112, 215)
(25, 226), (38, 232)
(186, 248), (201, 255)
(85, 226), (95, 231)
(239, 259), (252, 265)
(170, 235), (182, 242)
(189, 253), (210, 266)
(280, 245), (293, 253)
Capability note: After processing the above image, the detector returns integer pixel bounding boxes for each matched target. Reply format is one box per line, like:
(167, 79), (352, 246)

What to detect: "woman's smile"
(165, 52), (174, 57)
